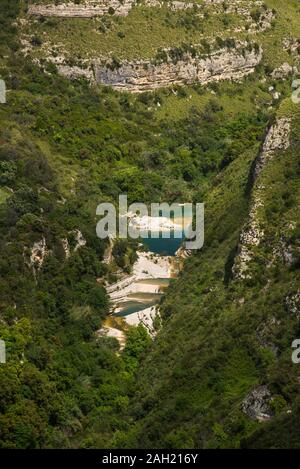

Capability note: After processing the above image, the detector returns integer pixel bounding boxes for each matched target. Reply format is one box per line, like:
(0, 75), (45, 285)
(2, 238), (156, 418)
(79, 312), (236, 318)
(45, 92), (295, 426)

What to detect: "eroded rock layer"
(28, 0), (136, 18)
(93, 46), (262, 92)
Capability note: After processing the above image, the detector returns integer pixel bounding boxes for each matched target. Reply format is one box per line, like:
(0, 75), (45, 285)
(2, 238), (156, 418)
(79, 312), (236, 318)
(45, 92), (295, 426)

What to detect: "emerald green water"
(139, 204), (193, 255)
(141, 230), (184, 255)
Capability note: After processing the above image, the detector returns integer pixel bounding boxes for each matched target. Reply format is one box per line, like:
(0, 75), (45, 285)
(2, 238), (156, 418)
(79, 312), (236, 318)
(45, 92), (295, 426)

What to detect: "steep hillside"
(0, 0), (299, 450)
(117, 99), (300, 449)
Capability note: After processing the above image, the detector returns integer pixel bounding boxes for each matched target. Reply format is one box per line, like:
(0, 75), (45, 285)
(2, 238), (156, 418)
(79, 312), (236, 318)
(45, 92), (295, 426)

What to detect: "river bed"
(101, 207), (192, 341)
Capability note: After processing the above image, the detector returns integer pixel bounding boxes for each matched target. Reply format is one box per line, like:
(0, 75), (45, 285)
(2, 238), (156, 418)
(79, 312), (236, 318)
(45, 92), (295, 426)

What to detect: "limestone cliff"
(94, 45), (262, 92)
(233, 118), (291, 280)
(28, 0), (136, 18)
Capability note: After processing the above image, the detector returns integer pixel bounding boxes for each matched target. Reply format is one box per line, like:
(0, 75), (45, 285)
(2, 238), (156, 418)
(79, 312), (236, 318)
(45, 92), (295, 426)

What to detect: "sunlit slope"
(119, 99), (300, 448)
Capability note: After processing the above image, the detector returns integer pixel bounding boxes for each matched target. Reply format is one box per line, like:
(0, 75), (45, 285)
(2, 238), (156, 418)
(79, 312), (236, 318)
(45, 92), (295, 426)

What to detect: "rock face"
(271, 235), (298, 267)
(73, 229), (87, 251)
(61, 238), (71, 259)
(95, 46), (262, 92)
(271, 63), (296, 80)
(27, 0), (205, 18)
(233, 118), (291, 280)
(56, 64), (95, 82)
(285, 291), (300, 320)
(30, 237), (49, 271)
(27, 0), (258, 18)
(47, 45), (262, 91)
(28, 0), (136, 18)
(102, 235), (114, 264)
(254, 118), (291, 179)
(242, 385), (274, 421)
(0, 339), (5, 364)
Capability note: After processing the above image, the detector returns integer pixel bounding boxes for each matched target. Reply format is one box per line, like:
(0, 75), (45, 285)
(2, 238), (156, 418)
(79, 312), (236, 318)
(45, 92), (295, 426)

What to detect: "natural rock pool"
(99, 206), (192, 343)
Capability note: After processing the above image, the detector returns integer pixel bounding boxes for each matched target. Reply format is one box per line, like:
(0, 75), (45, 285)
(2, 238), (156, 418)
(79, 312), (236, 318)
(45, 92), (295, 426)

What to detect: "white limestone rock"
(285, 291), (300, 320)
(233, 118), (291, 280)
(30, 237), (49, 271)
(242, 385), (274, 421)
(95, 45), (262, 92)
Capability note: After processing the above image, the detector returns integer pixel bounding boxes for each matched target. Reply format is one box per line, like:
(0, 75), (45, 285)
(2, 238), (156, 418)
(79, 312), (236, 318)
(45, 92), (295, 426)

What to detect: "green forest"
(0, 0), (300, 450)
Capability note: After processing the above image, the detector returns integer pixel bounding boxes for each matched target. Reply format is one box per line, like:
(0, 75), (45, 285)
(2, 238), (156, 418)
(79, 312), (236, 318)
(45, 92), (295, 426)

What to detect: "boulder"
(242, 385), (274, 421)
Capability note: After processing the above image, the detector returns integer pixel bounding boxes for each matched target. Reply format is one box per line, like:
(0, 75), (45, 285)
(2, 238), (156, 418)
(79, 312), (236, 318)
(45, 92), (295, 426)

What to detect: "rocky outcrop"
(40, 44), (262, 92)
(29, 237), (49, 272)
(271, 235), (298, 267)
(56, 64), (95, 82)
(254, 118), (291, 179)
(102, 235), (114, 264)
(232, 203), (264, 280)
(271, 63), (297, 80)
(233, 118), (291, 280)
(28, 0), (263, 18)
(94, 45), (262, 92)
(27, 0), (209, 18)
(283, 37), (300, 53)
(73, 229), (87, 251)
(242, 385), (274, 421)
(0, 339), (5, 364)
(285, 291), (300, 320)
(61, 238), (71, 259)
(25, 229), (87, 273)
(28, 0), (136, 18)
